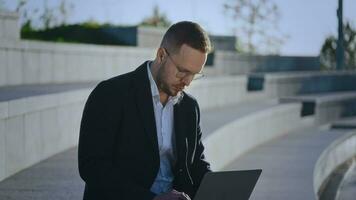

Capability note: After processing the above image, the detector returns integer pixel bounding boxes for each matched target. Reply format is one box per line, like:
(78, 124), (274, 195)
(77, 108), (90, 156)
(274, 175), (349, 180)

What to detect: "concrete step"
(224, 126), (352, 200)
(314, 130), (356, 200)
(0, 100), (279, 199)
(337, 159), (356, 200)
(280, 91), (356, 124)
(203, 101), (309, 170)
(331, 117), (356, 129)
(248, 70), (356, 97)
(201, 99), (279, 138)
(0, 148), (84, 200)
(0, 82), (98, 102)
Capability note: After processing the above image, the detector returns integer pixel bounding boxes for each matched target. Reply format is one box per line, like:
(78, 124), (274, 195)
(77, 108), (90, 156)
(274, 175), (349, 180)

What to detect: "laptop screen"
(194, 169), (262, 200)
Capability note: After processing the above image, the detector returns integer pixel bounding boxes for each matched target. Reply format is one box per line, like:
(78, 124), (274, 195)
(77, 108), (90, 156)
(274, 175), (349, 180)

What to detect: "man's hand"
(153, 189), (191, 200)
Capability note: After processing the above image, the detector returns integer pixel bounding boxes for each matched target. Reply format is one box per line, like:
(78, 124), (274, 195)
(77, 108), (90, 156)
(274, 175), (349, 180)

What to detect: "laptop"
(194, 169), (262, 200)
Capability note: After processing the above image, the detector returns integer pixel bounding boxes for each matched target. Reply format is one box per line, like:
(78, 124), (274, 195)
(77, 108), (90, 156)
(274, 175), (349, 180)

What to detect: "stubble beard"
(157, 63), (176, 97)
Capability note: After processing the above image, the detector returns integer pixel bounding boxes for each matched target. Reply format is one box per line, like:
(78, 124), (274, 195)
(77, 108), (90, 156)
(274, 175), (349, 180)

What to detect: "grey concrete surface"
(314, 129), (356, 199)
(0, 38), (155, 87)
(214, 52), (320, 75)
(0, 105), (354, 200)
(203, 102), (307, 170)
(280, 92), (356, 124)
(224, 126), (351, 200)
(0, 78), (271, 183)
(0, 99), (280, 199)
(0, 88), (90, 182)
(0, 82), (98, 102)
(337, 159), (356, 200)
(0, 11), (19, 40)
(249, 70), (356, 97)
(186, 76), (250, 110)
(1, 96), (355, 199)
(201, 99), (279, 138)
(332, 117), (356, 129)
(0, 148), (84, 200)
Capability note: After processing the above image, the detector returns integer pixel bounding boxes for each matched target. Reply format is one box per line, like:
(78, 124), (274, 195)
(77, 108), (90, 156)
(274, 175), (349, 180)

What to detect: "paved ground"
(0, 148), (84, 200)
(225, 125), (352, 200)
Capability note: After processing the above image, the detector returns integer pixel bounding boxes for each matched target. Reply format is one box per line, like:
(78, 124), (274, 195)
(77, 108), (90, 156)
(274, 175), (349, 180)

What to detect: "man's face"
(157, 44), (207, 97)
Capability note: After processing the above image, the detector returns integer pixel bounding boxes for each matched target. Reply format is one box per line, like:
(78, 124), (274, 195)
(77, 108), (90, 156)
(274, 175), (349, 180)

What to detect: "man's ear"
(156, 47), (162, 63)
(156, 47), (165, 63)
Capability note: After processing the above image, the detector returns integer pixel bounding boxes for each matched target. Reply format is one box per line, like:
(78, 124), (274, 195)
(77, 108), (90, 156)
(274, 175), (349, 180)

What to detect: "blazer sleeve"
(190, 100), (212, 194)
(78, 81), (156, 200)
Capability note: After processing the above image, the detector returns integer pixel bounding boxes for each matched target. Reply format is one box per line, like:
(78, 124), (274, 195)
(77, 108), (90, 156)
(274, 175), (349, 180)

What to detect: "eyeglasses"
(164, 48), (205, 81)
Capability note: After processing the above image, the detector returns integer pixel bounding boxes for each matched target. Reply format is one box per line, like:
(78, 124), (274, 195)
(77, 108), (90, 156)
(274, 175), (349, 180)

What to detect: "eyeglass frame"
(163, 48), (205, 81)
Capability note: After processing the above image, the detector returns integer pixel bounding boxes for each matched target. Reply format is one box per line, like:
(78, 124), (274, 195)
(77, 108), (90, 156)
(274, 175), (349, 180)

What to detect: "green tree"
(40, 0), (57, 29)
(58, 0), (73, 26)
(14, 0), (74, 31)
(320, 22), (356, 69)
(140, 5), (171, 28)
(224, 0), (287, 54)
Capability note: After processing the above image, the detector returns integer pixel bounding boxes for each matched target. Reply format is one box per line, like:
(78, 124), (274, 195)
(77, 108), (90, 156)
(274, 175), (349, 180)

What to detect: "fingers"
(181, 192), (191, 200)
(170, 190), (191, 200)
(171, 189), (180, 194)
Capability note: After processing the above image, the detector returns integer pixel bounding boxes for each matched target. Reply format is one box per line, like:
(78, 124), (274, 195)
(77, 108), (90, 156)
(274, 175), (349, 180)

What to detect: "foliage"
(140, 5), (171, 28)
(15, 0), (74, 30)
(320, 22), (356, 69)
(224, 0), (287, 54)
(21, 23), (136, 46)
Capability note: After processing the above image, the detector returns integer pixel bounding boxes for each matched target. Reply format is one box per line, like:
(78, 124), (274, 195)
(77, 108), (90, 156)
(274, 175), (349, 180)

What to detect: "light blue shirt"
(147, 61), (183, 195)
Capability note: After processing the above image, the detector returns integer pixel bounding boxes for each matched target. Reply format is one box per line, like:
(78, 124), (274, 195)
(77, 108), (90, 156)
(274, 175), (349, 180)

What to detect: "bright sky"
(3, 0), (356, 56)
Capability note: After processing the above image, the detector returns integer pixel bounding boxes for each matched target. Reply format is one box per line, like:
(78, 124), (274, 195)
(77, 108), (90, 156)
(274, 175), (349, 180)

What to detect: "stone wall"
(0, 89), (91, 181)
(0, 11), (19, 40)
(214, 51), (320, 74)
(0, 39), (155, 87)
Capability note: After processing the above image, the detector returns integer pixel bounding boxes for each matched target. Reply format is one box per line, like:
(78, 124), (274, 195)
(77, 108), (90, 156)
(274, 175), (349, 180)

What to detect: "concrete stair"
(225, 125), (355, 200)
(280, 92), (356, 124)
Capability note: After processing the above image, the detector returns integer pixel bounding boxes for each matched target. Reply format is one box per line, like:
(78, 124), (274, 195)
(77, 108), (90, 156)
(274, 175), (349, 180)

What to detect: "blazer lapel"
(133, 62), (159, 156)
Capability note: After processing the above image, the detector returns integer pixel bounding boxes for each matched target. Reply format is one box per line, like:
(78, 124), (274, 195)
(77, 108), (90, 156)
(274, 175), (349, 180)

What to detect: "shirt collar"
(147, 61), (183, 105)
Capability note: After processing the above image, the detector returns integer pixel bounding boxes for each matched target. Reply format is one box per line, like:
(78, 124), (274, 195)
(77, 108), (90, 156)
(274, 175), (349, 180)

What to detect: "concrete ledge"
(0, 38), (323, 87)
(0, 74), (261, 182)
(336, 158), (356, 199)
(186, 76), (250, 110)
(0, 88), (91, 120)
(0, 11), (19, 40)
(331, 117), (356, 129)
(280, 92), (356, 124)
(0, 11), (19, 19)
(0, 82), (98, 102)
(214, 51), (320, 75)
(203, 102), (306, 170)
(313, 130), (356, 199)
(0, 39), (155, 87)
(0, 88), (92, 182)
(249, 71), (356, 97)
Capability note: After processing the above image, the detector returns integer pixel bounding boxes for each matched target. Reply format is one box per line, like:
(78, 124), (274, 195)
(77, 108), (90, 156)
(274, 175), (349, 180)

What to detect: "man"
(78, 21), (211, 200)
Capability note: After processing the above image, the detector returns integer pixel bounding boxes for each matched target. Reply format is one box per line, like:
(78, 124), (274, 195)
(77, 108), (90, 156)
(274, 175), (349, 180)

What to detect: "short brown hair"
(160, 21), (211, 54)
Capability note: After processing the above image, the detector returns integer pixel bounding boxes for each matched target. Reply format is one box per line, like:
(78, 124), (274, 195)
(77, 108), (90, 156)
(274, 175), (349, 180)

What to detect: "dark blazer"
(78, 61), (211, 200)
